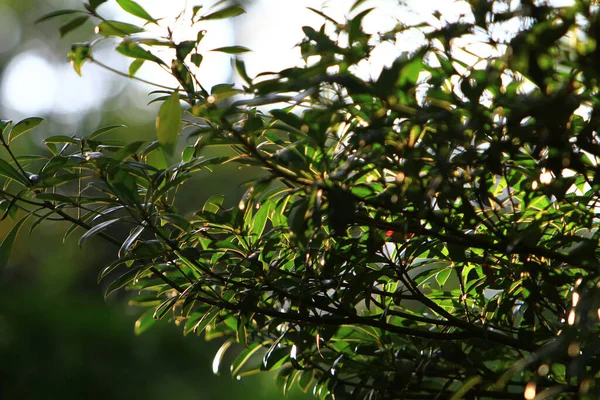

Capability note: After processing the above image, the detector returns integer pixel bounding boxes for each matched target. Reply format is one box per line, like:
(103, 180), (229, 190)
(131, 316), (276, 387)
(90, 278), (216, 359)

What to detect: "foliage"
(2, 0), (600, 398)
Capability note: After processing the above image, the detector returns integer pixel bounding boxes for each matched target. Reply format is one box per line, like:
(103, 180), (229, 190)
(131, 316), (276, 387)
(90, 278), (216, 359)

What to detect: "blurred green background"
(0, 0), (310, 398)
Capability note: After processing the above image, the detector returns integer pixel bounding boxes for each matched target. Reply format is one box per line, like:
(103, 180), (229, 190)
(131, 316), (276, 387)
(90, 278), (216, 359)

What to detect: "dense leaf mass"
(3, 0), (600, 398)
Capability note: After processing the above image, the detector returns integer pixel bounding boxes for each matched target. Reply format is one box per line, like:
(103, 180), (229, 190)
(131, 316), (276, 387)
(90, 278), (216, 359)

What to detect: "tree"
(1, 0), (599, 398)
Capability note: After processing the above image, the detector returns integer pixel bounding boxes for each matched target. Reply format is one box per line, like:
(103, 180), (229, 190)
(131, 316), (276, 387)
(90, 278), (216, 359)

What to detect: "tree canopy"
(2, 0), (600, 398)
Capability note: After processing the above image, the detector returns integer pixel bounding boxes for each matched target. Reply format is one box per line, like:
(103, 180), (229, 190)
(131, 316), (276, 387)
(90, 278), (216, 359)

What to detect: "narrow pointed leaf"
(156, 91), (181, 155)
(0, 159), (27, 185)
(0, 120), (12, 137)
(60, 16), (90, 37)
(201, 5), (245, 20)
(96, 20), (144, 37)
(116, 0), (157, 23)
(153, 296), (178, 320)
(128, 59), (144, 76)
(0, 214), (29, 269)
(116, 41), (165, 65)
(263, 332), (287, 369)
(89, 0), (108, 10)
(36, 10), (83, 24)
(213, 340), (233, 375)
(88, 124), (126, 140)
(134, 309), (157, 335)
(231, 343), (262, 377)
(193, 307), (220, 336)
(104, 266), (141, 298)
(78, 218), (120, 247)
(210, 46), (251, 54)
(8, 117), (43, 144)
(119, 225), (144, 257)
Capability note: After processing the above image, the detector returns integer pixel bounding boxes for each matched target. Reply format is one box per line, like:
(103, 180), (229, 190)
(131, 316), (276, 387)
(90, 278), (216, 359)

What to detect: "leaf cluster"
(4, 0), (600, 399)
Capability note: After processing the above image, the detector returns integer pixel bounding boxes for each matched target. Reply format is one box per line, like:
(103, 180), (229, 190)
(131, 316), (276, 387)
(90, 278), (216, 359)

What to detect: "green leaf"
(210, 46), (251, 54)
(35, 193), (75, 203)
(236, 315), (248, 347)
(400, 57), (425, 87)
(213, 340), (233, 375)
(176, 41), (196, 61)
(116, 41), (165, 65)
(202, 194), (225, 214)
(191, 307), (220, 336)
(262, 332), (286, 370)
(43, 135), (78, 145)
(191, 54), (203, 68)
(251, 201), (271, 238)
(28, 210), (55, 235)
(36, 173), (82, 188)
(134, 309), (157, 335)
(449, 376), (483, 400)
(68, 43), (92, 76)
(182, 146), (195, 162)
(307, 7), (339, 25)
(96, 20), (144, 37)
(348, 8), (374, 44)
(89, 0), (108, 10)
(184, 312), (203, 336)
(119, 225), (144, 257)
(0, 214), (29, 269)
(156, 91), (182, 155)
(153, 296), (178, 320)
(97, 253), (147, 283)
(104, 266), (141, 299)
(78, 218), (120, 247)
(234, 58), (251, 85)
(0, 120), (11, 137)
(146, 147), (169, 169)
(88, 124), (126, 140)
(349, 0), (368, 12)
(435, 267), (452, 288)
(230, 343), (262, 377)
(0, 159), (27, 185)
(8, 117), (43, 144)
(36, 10), (83, 24)
(60, 16), (90, 37)
(116, 0), (157, 23)
(201, 5), (245, 20)
(298, 370), (315, 392)
(159, 214), (190, 232)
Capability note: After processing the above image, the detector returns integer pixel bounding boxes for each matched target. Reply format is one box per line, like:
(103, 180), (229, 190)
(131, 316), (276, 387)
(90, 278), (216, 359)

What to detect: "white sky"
(0, 0), (498, 122)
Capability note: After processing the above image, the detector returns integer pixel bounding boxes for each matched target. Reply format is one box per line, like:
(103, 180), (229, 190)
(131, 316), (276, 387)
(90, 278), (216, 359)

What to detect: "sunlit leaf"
(435, 267), (452, 288)
(96, 20), (144, 37)
(134, 309), (157, 335)
(8, 117), (43, 144)
(78, 218), (120, 247)
(116, 41), (165, 65)
(104, 266), (141, 299)
(88, 124), (126, 140)
(230, 343), (262, 377)
(119, 225), (144, 257)
(201, 5), (245, 20)
(116, 0), (157, 23)
(155, 91), (182, 155)
(67, 42), (92, 76)
(212, 340), (233, 375)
